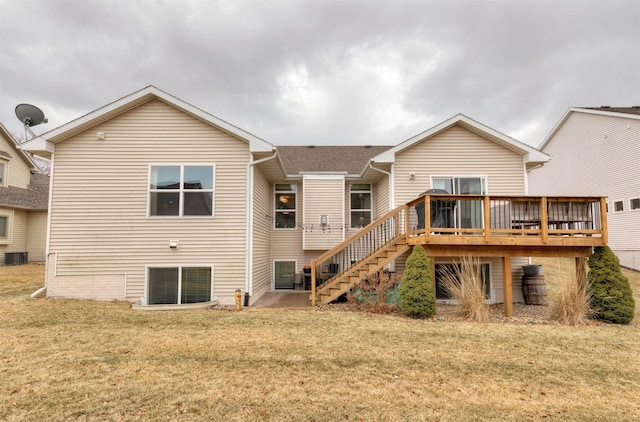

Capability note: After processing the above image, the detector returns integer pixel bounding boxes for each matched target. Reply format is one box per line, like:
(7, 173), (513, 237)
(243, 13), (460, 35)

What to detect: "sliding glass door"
(432, 177), (486, 229)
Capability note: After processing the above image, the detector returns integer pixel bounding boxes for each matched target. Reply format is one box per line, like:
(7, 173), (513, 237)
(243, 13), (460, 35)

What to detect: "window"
(275, 184), (296, 228)
(149, 165), (214, 217)
(274, 260), (296, 289)
(614, 201), (624, 212)
(350, 184), (372, 228)
(147, 266), (213, 305)
(432, 176), (487, 228)
(0, 216), (7, 239)
(0, 161), (5, 186)
(631, 198), (640, 210)
(435, 263), (491, 301)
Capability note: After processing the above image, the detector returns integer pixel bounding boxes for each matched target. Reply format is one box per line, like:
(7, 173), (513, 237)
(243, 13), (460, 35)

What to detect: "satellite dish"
(15, 103), (48, 127)
(15, 103), (48, 141)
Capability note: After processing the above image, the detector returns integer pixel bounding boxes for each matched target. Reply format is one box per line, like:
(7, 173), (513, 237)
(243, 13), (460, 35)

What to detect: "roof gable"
(539, 107), (640, 150)
(372, 114), (549, 168)
(0, 122), (37, 170)
(22, 86), (274, 158)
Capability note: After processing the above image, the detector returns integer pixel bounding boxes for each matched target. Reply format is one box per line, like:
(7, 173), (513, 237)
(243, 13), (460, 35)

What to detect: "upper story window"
(275, 184), (296, 229)
(630, 198), (640, 210)
(350, 183), (371, 228)
(149, 165), (214, 217)
(0, 160), (6, 186)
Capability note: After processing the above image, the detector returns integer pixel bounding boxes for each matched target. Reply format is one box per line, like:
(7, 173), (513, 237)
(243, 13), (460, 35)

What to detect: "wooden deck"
(310, 195), (607, 315)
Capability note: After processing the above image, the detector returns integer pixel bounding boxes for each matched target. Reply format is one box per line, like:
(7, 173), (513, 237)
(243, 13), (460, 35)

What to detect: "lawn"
(1, 263), (639, 421)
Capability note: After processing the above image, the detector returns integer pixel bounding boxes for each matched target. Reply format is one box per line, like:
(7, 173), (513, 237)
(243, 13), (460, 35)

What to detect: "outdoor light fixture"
(169, 240), (179, 249)
(409, 172), (416, 180)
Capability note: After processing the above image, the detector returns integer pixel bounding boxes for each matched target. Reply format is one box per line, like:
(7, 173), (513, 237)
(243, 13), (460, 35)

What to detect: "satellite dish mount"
(15, 103), (48, 140)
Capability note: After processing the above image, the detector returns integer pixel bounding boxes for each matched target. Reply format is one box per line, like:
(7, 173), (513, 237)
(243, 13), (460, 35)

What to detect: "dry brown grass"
(437, 257), (490, 322)
(2, 263), (640, 421)
(547, 259), (592, 325)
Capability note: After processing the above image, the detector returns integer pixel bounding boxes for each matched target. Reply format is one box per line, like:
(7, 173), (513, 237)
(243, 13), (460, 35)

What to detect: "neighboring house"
(23, 86), (605, 311)
(528, 107), (640, 271)
(0, 123), (49, 264)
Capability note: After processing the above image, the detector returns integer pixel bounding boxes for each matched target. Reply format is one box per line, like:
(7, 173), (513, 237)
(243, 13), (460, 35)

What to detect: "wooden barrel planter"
(521, 274), (548, 305)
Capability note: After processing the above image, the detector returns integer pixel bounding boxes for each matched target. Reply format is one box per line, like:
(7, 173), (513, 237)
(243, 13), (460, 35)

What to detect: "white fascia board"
(302, 173), (346, 180)
(30, 86), (275, 153)
(20, 136), (55, 159)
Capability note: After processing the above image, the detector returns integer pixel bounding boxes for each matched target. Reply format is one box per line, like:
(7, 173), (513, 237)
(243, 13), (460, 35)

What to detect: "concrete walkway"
(251, 291), (311, 308)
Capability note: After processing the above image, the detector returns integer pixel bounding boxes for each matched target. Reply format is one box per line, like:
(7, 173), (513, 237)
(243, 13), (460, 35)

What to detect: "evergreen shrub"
(587, 246), (635, 324)
(399, 245), (436, 318)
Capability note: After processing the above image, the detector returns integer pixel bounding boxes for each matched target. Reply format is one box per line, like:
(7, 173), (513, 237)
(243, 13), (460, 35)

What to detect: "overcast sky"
(1, 0), (638, 148)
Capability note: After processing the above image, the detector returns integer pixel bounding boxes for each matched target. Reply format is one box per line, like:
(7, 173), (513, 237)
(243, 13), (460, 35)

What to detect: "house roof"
(371, 113), (550, 169)
(0, 172), (49, 210)
(539, 106), (640, 150)
(0, 122), (38, 171)
(277, 145), (392, 176)
(21, 86), (275, 158)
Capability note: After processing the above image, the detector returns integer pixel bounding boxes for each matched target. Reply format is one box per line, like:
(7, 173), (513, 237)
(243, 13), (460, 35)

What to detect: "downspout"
(31, 151), (54, 299)
(245, 150), (278, 300)
(369, 162), (394, 210)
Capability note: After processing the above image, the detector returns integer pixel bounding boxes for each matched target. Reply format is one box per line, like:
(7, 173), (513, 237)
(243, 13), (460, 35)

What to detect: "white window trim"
(274, 183), (297, 230)
(349, 183), (373, 229)
(143, 264), (215, 306)
(0, 159), (7, 187)
(0, 211), (12, 244)
(273, 259), (298, 290)
(434, 261), (494, 304)
(147, 164), (216, 218)
(612, 199), (625, 213)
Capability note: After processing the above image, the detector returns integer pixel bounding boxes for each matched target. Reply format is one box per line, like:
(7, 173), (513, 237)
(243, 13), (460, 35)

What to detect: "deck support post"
(575, 257), (587, 290)
(502, 255), (513, 317)
(311, 260), (317, 307)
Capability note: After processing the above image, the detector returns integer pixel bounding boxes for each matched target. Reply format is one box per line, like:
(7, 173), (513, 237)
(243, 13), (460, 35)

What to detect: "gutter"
(245, 150), (278, 301)
(369, 162), (394, 210)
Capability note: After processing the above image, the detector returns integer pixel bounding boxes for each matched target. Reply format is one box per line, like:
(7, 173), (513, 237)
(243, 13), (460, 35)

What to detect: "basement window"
(631, 198), (640, 210)
(614, 201), (624, 212)
(146, 266), (213, 305)
(435, 263), (491, 301)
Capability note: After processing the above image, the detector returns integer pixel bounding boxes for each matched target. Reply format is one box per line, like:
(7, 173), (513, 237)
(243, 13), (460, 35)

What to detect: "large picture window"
(350, 184), (372, 228)
(147, 266), (213, 305)
(149, 165), (214, 217)
(275, 184), (296, 229)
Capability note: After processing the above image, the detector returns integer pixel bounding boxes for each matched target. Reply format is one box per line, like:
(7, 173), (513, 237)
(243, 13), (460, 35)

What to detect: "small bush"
(550, 259), (592, 325)
(587, 246), (635, 324)
(399, 245), (436, 318)
(437, 256), (489, 322)
(348, 271), (400, 308)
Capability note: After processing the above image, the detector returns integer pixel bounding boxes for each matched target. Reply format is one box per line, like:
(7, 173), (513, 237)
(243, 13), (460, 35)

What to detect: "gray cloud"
(1, 0), (638, 147)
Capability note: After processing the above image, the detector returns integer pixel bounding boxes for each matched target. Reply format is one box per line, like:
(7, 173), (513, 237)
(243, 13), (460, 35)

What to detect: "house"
(22, 86), (606, 313)
(0, 123), (49, 265)
(528, 107), (640, 271)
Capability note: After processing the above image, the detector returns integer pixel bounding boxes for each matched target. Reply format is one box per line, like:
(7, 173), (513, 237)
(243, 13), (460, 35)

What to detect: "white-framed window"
(274, 260), (297, 290)
(350, 183), (372, 228)
(431, 176), (487, 228)
(613, 200), (624, 213)
(0, 160), (6, 186)
(146, 266), (214, 305)
(0, 215), (7, 240)
(275, 184), (296, 229)
(630, 198), (640, 211)
(435, 262), (492, 301)
(148, 165), (215, 217)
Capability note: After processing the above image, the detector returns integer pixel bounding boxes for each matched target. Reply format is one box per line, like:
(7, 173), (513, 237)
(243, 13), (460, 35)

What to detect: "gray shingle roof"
(0, 172), (49, 210)
(277, 145), (392, 176)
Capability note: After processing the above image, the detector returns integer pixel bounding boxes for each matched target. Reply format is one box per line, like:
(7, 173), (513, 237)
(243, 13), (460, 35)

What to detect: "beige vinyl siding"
(0, 133), (32, 189)
(303, 176), (344, 250)
(47, 99), (249, 304)
(26, 210), (47, 262)
(529, 112), (640, 268)
(374, 175), (390, 218)
(251, 165), (272, 302)
(0, 208), (28, 264)
(394, 125), (525, 205)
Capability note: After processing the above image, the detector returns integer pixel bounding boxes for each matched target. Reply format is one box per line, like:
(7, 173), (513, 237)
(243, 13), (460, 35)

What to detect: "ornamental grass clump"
(437, 256), (489, 322)
(587, 246), (635, 324)
(399, 245), (436, 318)
(549, 259), (592, 325)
